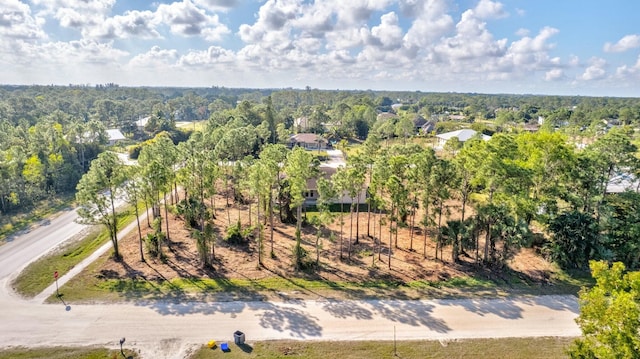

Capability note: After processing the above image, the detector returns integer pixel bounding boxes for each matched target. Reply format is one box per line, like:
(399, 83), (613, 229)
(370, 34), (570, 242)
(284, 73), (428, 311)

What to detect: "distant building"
(606, 174), (640, 193)
(135, 116), (150, 132)
(106, 129), (126, 146)
(435, 129), (491, 147)
(289, 133), (327, 150)
(304, 165), (367, 206)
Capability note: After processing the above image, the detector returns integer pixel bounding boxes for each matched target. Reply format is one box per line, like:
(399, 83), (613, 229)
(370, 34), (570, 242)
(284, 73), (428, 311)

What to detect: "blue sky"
(2, 0), (640, 96)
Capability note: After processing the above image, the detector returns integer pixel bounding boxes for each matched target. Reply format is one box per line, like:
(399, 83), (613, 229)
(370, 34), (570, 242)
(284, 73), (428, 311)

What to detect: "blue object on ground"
(220, 342), (229, 352)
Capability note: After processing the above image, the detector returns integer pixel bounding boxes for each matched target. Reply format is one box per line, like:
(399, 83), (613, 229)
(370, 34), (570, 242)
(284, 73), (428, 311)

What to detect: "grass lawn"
(189, 337), (574, 359)
(12, 206), (139, 298)
(0, 347), (139, 359)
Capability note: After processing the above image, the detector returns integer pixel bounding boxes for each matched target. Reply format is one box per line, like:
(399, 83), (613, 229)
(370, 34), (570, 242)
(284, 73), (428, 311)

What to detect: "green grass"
(56, 265), (586, 303)
(12, 206), (139, 298)
(189, 337), (574, 359)
(0, 347), (138, 359)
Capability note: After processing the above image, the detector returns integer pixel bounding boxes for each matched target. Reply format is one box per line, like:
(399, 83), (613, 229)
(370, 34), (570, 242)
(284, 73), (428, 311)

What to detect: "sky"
(2, 0), (640, 97)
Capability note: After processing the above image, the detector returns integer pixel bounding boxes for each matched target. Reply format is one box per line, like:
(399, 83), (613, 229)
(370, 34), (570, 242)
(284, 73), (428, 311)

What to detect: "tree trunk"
(295, 205), (303, 273)
(257, 196), (262, 266)
(366, 191), (372, 238)
(389, 202), (394, 269)
(409, 195), (416, 251)
(378, 207), (383, 261)
(339, 201), (344, 259)
(135, 203), (144, 262)
(269, 191), (275, 256)
(435, 201), (443, 261)
(109, 189), (119, 259)
(355, 198), (360, 244)
(164, 191), (170, 241)
(348, 202), (354, 260)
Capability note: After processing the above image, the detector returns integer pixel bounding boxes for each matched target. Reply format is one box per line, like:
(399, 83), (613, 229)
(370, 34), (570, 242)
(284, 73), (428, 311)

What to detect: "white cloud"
(128, 46), (179, 68)
(11, 39), (128, 66)
(369, 12), (404, 50)
(156, 0), (230, 41)
(86, 10), (160, 40)
(604, 34), (640, 53)
(545, 68), (564, 81)
(615, 56), (640, 78)
(402, 0), (454, 50)
(193, 0), (242, 12)
(237, 0), (300, 44)
(331, 0), (394, 27)
(474, 0), (508, 20)
(0, 1), (47, 41)
(433, 9), (507, 61)
(178, 45), (236, 66)
(580, 57), (607, 81)
(31, 0), (116, 15)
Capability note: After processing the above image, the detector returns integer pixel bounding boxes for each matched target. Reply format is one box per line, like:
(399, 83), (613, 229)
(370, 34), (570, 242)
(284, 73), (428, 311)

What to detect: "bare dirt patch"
(97, 193), (560, 301)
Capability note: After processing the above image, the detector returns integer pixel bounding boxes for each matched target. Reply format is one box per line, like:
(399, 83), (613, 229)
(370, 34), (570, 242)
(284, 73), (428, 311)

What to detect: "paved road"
(0, 200), (581, 359)
(0, 208), (88, 280)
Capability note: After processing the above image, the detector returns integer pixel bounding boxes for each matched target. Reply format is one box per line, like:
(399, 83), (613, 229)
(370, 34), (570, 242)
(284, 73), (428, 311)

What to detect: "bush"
(225, 221), (253, 245)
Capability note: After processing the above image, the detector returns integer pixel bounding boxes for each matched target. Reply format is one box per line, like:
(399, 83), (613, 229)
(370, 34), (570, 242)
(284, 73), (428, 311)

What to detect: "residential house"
(376, 112), (398, 122)
(420, 121), (436, 134)
(435, 129), (491, 147)
(135, 116), (150, 132)
(304, 165), (367, 206)
(606, 173), (640, 193)
(289, 133), (327, 150)
(106, 129), (126, 146)
(412, 115), (427, 133)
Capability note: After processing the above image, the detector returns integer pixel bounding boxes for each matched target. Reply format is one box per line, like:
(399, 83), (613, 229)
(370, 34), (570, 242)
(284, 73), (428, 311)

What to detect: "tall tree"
(76, 152), (126, 260)
(284, 147), (316, 271)
(122, 165), (145, 262)
(259, 143), (289, 256)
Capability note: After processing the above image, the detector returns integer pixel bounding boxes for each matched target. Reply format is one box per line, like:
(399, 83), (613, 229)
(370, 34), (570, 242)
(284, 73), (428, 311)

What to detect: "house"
(135, 116), (150, 132)
(289, 133), (327, 150)
(420, 121), (436, 134)
(304, 165), (367, 206)
(606, 173), (640, 193)
(412, 115), (427, 132)
(376, 112), (398, 122)
(435, 129), (491, 147)
(448, 114), (466, 121)
(106, 129), (126, 146)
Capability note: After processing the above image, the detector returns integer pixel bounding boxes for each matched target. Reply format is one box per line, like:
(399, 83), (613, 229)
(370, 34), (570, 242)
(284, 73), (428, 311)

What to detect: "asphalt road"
(0, 200), (581, 359)
(0, 208), (88, 280)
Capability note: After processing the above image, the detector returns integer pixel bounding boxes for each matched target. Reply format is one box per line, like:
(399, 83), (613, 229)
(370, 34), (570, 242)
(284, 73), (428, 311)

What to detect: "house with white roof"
(106, 129), (126, 146)
(435, 129), (491, 148)
(135, 116), (150, 132)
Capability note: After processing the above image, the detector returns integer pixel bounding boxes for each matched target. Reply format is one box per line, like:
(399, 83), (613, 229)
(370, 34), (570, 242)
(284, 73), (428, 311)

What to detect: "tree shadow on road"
(255, 302), (323, 339)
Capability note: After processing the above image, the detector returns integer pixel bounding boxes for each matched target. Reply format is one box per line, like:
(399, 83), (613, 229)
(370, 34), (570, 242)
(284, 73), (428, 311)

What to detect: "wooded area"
(1, 85), (639, 273)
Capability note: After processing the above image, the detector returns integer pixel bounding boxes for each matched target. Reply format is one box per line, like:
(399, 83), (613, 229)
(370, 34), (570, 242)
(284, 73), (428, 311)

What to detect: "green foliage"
(569, 261), (640, 359)
(547, 211), (604, 270)
(146, 217), (165, 259)
(176, 197), (207, 229)
(225, 221), (252, 245)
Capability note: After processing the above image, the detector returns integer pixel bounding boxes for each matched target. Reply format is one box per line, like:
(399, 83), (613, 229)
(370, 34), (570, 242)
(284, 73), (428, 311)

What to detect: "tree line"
(75, 110), (640, 273)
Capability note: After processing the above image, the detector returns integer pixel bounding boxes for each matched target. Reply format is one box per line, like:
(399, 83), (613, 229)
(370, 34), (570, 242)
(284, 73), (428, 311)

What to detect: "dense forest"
(1, 85), (639, 272)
